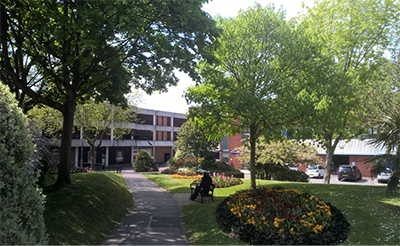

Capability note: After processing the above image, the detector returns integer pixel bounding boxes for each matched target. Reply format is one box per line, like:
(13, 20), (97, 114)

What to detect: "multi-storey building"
(68, 108), (187, 167)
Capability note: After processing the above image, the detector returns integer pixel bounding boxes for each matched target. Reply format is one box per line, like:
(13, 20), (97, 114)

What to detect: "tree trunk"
(54, 100), (75, 187)
(90, 145), (96, 170)
(249, 124), (257, 189)
(323, 137), (340, 184)
(323, 146), (334, 184)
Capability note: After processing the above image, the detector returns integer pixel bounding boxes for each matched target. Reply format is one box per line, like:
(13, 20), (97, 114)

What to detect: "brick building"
(221, 134), (387, 177)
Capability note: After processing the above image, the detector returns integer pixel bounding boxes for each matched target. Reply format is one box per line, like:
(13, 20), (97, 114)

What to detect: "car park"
(338, 165), (362, 181)
(377, 168), (394, 183)
(305, 165), (325, 178)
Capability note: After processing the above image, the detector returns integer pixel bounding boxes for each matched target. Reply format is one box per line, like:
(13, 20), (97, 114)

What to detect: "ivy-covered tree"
(0, 0), (218, 186)
(175, 120), (220, 160)
(0, 82), (48, 244)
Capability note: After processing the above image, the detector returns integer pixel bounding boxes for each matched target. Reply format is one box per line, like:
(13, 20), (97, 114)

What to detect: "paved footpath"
(102, 167), (188, 245)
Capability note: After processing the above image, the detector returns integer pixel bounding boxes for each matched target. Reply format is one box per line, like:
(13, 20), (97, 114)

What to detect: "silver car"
(377, 169), (394, 183)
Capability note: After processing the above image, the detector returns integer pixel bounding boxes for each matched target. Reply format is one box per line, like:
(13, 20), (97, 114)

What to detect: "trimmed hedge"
(256, 163), (309, 182)
(216, 188), (350, 245)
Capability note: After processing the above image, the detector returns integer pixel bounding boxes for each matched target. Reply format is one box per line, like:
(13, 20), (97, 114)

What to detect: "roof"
(137, 141), (175, 147)
(305, 139), (388, 156)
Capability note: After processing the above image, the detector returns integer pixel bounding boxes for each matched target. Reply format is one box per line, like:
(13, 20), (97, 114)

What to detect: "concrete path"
(102, 167), (188, 245)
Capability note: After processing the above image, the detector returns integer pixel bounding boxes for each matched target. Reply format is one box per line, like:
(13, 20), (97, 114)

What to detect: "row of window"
(136, 114), (186, 127)
(72, 129), (179, 141)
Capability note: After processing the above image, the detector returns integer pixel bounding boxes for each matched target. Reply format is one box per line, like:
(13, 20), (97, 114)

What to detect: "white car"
(377, 169), (394, 183)
(306, 165), (325, 178)
(284, 164), (298, 171)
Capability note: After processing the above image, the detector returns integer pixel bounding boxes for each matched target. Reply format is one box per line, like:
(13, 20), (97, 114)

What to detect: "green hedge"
(256, 163), (308, 182)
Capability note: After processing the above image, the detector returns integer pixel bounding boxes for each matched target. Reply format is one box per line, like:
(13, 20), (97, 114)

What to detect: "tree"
(234, 138), (322, 168)
(175, 120), (220, 160)
(133, 150), (157, 172)
(1, 0), (218, 186)
(0, 83), (48, 244)
(294, 0), (400, 183)
(186, 4), (331, 189)
(366, 99), (400, 195)
(75, 101), (133, 170)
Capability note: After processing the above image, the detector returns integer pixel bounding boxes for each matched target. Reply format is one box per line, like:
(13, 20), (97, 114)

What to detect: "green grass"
(43, 172), (133, 245)
(144, 174), (400, 245)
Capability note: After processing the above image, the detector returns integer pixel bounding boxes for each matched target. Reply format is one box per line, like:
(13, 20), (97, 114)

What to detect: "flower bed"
(193, 172), (243, 188)
(171, 171), (202, 179)
(216, 186), (350, 245)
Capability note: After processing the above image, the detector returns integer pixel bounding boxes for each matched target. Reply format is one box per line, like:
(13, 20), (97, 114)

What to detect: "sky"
(137, 0), (316, 114)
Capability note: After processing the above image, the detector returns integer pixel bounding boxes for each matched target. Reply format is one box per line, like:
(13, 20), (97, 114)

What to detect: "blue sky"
(137, 0), (316, 114)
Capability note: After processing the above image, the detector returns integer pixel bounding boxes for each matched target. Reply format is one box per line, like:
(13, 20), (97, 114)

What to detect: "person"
(190, 172), (213, 201)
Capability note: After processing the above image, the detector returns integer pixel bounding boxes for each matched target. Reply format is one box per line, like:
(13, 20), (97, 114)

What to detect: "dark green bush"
(256, 163), (308, 182)
(0, 83), (48, 244)
(200, 159), (241, 175)
(133, 151), (158, 172)
(216, 187), (350, 245)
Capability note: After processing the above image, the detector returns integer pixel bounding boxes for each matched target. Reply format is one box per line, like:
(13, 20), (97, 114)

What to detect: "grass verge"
(144, 174), (400, 245)
(43, 172), (133, 245)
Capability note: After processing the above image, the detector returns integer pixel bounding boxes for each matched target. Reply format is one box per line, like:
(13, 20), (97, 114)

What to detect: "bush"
(216, 186), (350, 245)
(0, 83), (48, 244)
(133, 150), (158, 172)
(200, 159), (242, 175)
(256, 163), (308, 182)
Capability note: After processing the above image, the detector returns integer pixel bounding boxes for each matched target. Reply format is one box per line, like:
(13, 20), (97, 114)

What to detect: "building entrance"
(332, 155), (349, 173)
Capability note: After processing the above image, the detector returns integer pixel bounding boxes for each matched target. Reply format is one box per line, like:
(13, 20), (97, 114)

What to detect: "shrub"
(200, 159), (242, 175)
(216, 186), (350, 245)
(0, 83), (48, 244)
(256, 163), (308, 182)
(133, 150), (158, 172)
(193, 172), (243, 188)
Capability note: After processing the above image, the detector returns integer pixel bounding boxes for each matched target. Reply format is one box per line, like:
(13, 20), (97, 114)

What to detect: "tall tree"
(186, 4), (329, 189)
(75, 101), (134, 170)
(295, 0), (400, 183)
(1, 0), (218, 186)
(175, 120), (220, 160)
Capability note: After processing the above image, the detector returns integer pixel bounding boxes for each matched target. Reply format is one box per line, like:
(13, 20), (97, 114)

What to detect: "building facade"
(66, 108), (186, 167)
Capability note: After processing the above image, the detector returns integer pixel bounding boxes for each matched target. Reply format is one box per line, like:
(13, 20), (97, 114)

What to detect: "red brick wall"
(154, 147), (171, 162)
(229, 133), (242, 169)
(350, 155), (374, 177)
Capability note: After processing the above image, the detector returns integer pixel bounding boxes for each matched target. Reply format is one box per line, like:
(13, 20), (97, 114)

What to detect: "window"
(136, 114), (153, 125)
(173, 118), (186, 127)
(221, 137), (229, 151)
(173, 132), (178, 141)
(133, 130), (153, 140)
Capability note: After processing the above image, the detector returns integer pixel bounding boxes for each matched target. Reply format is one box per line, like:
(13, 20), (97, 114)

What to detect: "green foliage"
(75, 101), (134, 170)
(173, 149), (195, 161)
(215, 187), (350, 245)
(236, 138), (322, 167)
(175, 121), (220, 159)
(186, 4), (332, 189)
(0, 83), (48, 244)
(1, 0), (218, 186)
(294, 0), (400, 183)
(199, 159), (242, 175)
(133, 150), (157, 172)
(366, 99), (400, 195)
(255, 163), (309, 182)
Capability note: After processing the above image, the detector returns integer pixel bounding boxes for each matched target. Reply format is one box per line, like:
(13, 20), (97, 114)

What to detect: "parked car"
(284, 164), (298, 171)
(305, 165), (325, 178)
(338, 165), (362, 181)
(377, 168), (394, 183)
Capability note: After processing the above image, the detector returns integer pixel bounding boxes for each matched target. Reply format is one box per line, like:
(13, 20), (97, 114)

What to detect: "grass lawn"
(144, 174), (400, 245)
(43, 172), (133, 245)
